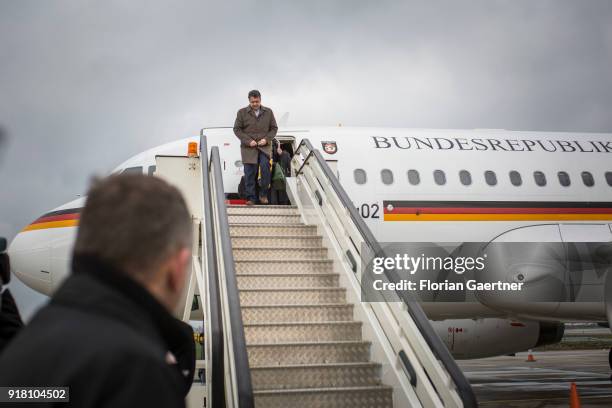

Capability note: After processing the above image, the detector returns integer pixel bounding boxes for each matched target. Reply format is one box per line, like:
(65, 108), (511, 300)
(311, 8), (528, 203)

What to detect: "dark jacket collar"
(53, 254), (187, 351)
(51, 254), (195, 394)
(246, 105), (267, 114)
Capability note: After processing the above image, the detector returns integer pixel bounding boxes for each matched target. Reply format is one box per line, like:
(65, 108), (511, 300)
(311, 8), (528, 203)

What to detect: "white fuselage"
(9, 127), (612, 324)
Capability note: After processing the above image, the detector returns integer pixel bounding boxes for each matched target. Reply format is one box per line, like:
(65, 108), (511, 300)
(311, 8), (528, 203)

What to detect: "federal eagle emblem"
(321, 141), (337, 154)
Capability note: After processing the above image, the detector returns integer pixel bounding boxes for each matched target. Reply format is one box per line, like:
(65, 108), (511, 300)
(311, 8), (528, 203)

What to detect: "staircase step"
(231, 236), (323, 248)
(230, 224), (318, 236)
(253, 385), (393, 408)
(228, 214), (302, 224)
(240, 288), (346, 306)
(237, 274), (338, 290)
(251, 362), (382, 390)
(235, 260), (333, 275)
(247, 341), (371, 366)
(244, 322), (362, 343)
(233, 247), (327, 261)
(227, 205), (299, 215)
(241, 304), (353, 323)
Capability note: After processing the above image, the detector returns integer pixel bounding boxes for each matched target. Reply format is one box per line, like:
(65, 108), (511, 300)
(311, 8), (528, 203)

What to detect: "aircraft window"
(581, 171), (594, 187)
(407, 169), (420, 185)
(606, 172), (612, 187)
(534, 171), (546, 186)
(459, 170), (472, 186)
(147, 165), (156, 176)
(558, 171), (570, 187)
(484, 170), (497, 186)
(509, 171), (522, 186)
(381, 169), (394, 185)
(433, 170), (446, 185)
(354, 169), (367, 185)
(122, 166), (143, 175)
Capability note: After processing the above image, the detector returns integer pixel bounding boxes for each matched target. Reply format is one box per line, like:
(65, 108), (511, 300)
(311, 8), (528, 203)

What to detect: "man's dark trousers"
(244, 150), (271, 202)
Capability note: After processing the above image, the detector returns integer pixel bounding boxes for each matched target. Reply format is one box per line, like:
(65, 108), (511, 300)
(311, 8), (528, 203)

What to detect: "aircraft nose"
(8, 230), (52, 294)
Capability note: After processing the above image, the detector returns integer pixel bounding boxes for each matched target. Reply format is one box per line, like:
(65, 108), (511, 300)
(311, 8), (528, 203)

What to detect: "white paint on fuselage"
(9, 127), (612, 319)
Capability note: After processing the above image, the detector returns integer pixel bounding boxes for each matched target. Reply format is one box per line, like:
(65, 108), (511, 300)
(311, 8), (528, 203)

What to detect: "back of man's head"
(74, 174), (192, 285)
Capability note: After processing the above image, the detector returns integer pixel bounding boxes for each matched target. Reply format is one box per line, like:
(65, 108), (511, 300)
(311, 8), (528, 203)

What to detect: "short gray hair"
(74, 174), (192, 276)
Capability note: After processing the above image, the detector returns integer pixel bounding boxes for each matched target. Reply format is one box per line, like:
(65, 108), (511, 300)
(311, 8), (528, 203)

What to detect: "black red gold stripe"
(21, 198), (246, 231)
(22, 208), (82, 231)
(383, 201), (612, 221)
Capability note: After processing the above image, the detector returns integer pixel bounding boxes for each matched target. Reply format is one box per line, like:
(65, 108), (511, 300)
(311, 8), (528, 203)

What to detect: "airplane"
(8, 126), (612, 363)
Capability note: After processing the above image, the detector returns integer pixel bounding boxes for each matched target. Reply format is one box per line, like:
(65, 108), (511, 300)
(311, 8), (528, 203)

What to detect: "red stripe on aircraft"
(384, 207), (612, 215)
(31, 213), (80, 225)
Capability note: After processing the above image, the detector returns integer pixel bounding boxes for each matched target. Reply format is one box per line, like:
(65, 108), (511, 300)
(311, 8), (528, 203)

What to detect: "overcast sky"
(2, 0), (612, 318)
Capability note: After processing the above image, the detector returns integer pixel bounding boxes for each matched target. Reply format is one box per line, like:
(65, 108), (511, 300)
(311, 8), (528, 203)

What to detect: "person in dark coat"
(0, 237), (24, 354)
(0, 132), (23, 354)
(270, 139), (291, 205)
(0, 174), (195, 408)
(0, 288), (23, 354)
(233, 89), (278, 205)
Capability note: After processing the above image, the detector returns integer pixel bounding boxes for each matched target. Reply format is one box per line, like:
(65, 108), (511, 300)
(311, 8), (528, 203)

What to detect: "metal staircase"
(228, 205), (393, 407)
(160, 134), (477, 408)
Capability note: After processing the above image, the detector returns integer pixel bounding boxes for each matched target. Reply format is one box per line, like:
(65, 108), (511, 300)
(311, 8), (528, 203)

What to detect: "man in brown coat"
(233, 89), (278, 205)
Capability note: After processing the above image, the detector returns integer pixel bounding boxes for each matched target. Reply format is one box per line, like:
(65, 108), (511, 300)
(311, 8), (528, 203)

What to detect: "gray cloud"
(1, 0), (612, 316)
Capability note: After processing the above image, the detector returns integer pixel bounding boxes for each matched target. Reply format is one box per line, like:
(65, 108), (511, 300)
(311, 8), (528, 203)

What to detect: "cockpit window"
(122, 166), (143, 175)
(147, 165), (156, 176)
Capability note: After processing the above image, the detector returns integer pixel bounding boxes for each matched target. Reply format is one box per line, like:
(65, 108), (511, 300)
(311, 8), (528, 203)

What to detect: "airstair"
(229, 204), (393, 407)
(155, 135), (477, 408)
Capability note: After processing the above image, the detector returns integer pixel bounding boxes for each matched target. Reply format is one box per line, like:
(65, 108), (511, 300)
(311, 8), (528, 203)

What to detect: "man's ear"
(168, 247), (191, 293)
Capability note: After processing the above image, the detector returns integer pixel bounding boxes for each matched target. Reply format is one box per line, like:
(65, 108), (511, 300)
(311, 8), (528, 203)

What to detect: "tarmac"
(459, 349), (612, 407)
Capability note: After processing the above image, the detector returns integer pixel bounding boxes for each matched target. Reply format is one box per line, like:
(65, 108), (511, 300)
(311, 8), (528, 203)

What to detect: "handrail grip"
(295, 138), (477, 408)
(295, 150), (315, 177)
(209, 146), (255, 408)
(199, 135), (225, 407)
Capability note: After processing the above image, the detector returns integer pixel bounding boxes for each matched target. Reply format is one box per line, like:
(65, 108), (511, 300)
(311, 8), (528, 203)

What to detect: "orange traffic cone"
(569, 382), (581, 408)
(526, 349), (536, 362)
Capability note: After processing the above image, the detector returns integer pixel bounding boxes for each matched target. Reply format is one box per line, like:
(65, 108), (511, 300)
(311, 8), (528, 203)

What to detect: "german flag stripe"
(23, 219), (80, 231)
(38, 208), (83, 217)
(384, 200), (612, 208)
(383, 201), (612, 221)
(388, 207), (612, 214)
(385, 213), (612, 221)
(22, 208), (82, 232)
(31, 213), (80, 224)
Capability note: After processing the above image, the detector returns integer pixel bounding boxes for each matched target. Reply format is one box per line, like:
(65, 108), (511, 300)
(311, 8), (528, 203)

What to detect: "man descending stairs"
(228, 204), (393, 408)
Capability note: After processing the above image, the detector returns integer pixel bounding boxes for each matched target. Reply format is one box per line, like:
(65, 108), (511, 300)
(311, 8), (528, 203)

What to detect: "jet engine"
(432, 318), (564, 359)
